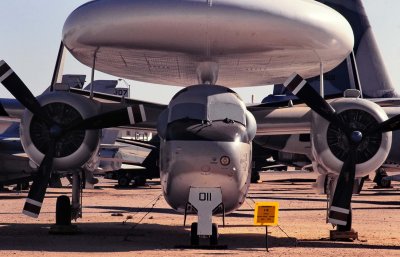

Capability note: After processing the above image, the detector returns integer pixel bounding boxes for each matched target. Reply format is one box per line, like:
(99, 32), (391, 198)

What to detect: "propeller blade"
(367, 114), (400, 135)
(0, 60), (51, 124)
(69, 104), (147, 131)
(328, 148), (357, 226)
(22, 140), (56, 218)
(283, 73), (346, 130)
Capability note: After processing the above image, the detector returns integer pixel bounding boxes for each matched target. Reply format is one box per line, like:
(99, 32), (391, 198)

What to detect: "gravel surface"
(0, 172), (399, 256)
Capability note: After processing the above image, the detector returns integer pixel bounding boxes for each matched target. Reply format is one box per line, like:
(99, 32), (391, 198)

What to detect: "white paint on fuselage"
(63, 0), (354, 87)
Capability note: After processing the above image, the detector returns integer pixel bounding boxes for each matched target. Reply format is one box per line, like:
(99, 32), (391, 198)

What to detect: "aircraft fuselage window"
(169, 102), (245, 125)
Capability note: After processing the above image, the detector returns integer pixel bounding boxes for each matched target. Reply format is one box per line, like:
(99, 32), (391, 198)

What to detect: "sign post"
(254, 202), (279, 251)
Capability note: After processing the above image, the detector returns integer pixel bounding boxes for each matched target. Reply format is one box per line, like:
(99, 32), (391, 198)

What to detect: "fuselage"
(160, 138), (252, 213)
(157, 85), (256, 213)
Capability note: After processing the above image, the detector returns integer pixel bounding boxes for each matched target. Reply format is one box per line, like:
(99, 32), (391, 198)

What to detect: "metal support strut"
(90, 48), (99, 99)
(50, 41), (66, 92)
(71, 171), (82, 220)
(320, 62), (324, 98)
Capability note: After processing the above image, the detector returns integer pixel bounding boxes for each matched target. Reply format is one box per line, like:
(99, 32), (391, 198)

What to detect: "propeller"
(283, 73), (398, 227)
(66, 104), (146, 131)
(366, 113), (400, 134)
(0, 60), (146, 217)
(0, 60), (52, 125)
(22, 140), (55, 217)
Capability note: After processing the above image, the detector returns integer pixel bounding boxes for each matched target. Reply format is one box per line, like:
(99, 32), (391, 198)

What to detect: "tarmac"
(0, 171), (399, 256)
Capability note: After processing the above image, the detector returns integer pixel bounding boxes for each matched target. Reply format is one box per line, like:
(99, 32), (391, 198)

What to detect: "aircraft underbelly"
(160, 140), (251, 213)
(69, 48), (340, 87)
(63, 0), (354, 87)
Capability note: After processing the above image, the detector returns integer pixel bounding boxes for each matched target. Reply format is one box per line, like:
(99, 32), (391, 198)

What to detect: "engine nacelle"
(311, 98), (392, 177)
(20, 92), (101, 170)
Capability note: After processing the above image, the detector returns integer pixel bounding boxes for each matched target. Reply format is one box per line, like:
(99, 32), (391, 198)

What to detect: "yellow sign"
(254, 202), (279, 226)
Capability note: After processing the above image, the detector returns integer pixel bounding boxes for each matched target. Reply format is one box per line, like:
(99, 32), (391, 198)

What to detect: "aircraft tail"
(320, 0), (397, 98)
(269, 0), (397, 100)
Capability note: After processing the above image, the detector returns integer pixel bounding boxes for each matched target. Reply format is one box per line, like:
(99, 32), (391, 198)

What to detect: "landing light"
(220, 156), (230, 166)
(234, 134), (241, 143)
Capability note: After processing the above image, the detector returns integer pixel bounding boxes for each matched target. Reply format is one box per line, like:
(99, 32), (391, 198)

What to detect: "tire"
(118, 176), (130, 187)
(374, 167), (389, 187)
(56, 195), (71, 226)
(134, 176), (146, 187)
(380, 178), (391, 188)
(190, 222), (199, 245)
(251, 171), (260, 183)
(210, 223), (219, 245)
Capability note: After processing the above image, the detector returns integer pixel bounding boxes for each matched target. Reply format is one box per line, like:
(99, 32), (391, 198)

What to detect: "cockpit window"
(208, 102), (245, 125)
(169, 103), (207, 122)
(168, 102), (245, 125)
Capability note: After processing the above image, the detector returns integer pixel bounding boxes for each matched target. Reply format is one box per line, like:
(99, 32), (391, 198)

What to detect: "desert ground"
(0, 171), (399, 257)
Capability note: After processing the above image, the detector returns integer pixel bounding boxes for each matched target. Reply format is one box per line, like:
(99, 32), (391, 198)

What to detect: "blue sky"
(0, 0), (399, 104)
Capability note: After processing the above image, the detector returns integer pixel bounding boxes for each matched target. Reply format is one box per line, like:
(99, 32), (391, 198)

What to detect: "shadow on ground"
(0, 222), (398, 252)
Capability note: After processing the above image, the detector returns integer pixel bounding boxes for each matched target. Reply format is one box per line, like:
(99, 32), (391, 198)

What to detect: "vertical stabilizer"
(268, 0), (397, 101)
(319, 0), (397, 97)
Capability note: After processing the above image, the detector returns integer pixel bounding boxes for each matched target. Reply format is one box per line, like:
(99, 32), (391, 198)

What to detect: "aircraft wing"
(249, 104), (311, 136)
(250, 97), (400, 136)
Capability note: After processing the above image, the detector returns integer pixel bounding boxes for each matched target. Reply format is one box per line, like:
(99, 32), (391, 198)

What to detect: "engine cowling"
(311, 98), (392, 177)
(20, 92), (101, 170)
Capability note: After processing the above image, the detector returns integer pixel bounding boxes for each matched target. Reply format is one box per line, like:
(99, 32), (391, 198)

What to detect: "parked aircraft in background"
(102, 135), (160, 187)
(1, 0), (399, 245)
(0, 120), (33, 188)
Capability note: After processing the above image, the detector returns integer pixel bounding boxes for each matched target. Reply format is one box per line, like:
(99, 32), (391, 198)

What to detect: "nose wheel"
(210, 223), (219, 245)
(190, 222), (219, 246)
(176, 188), (227, 249)
(190, 222), (199, 245)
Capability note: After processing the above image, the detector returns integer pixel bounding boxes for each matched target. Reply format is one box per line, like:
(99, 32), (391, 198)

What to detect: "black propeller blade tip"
(0, 60), (13, 83)
(22, 140), (56, 218)
(0, 60), (52, 124)
(328, 206), (350, 226)
(283, 73), (307, 95)
(70, 104), (147, 130)
(22, 198), (42, 218)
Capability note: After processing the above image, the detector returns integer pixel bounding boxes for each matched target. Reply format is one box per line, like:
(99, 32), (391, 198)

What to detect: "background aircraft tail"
(268, 0), (398, 102)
